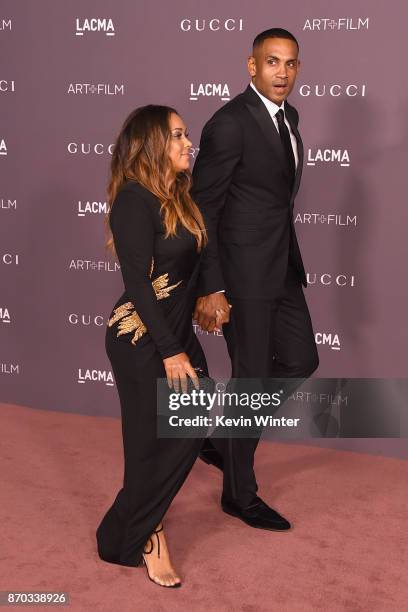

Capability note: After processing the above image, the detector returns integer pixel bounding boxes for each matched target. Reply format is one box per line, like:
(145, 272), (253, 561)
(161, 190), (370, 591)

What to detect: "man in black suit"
(192, 28), (319, 531)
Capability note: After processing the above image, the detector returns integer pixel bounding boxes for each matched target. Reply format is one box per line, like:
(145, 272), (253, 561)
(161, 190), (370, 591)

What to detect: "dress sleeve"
(110, 188), (184, 359)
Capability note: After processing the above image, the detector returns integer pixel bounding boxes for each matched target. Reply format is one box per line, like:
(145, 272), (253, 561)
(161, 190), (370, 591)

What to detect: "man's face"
(248, 37), (300, 105)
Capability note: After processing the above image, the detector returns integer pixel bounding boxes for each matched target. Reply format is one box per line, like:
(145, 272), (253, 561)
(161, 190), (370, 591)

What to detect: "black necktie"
(276, 109), (296, 186)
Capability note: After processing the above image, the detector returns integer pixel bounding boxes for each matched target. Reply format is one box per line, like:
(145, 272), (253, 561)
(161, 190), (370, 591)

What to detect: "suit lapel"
(243, 86), (286, 169)
(243, 86), (303, 203)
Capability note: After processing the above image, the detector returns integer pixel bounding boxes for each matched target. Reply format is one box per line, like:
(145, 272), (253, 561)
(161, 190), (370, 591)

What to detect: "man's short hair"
(252, 28), (299, 51)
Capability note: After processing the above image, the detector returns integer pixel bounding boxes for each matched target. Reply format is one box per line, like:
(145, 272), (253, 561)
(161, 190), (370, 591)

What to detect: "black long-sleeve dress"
(96, 180), (208, 567)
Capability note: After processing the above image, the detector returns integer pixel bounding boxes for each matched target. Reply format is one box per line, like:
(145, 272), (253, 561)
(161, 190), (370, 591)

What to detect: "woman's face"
(168, 113), (193, 173)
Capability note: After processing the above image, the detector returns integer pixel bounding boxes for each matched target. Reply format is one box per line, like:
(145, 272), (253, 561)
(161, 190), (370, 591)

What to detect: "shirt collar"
(250, 80), (285, 116)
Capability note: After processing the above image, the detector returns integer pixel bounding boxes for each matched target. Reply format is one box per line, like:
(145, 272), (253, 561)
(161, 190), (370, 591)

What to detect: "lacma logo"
(0, 138), (7, 155)
(190, 83), (230, 101)
(315, 332), (341, 351)
(75, 18), (115, 36)
(78, 368), (114, 386)
(307, 148), (350, 167)
(77, 200), (108, 216)
(0, 307), (10, 323)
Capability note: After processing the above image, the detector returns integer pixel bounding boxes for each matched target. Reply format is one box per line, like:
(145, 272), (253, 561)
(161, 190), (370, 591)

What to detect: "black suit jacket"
(192, 84), (307, 300)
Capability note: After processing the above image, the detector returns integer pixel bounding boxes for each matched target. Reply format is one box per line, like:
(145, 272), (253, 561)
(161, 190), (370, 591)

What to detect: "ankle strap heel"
(141, 524), (181, 588)
(143, 524), (164, 558)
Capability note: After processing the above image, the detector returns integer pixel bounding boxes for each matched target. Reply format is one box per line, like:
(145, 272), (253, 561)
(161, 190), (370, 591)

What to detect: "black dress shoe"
(199, 439), (224, 471)
(221, 495), (291, 531)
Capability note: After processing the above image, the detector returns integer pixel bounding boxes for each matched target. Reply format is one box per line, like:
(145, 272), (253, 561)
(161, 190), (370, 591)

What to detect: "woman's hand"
(163, 352), (199, 393)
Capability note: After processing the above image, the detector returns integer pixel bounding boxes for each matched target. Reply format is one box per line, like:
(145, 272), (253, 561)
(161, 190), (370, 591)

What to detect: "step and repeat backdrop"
(1, 1), (406, 422)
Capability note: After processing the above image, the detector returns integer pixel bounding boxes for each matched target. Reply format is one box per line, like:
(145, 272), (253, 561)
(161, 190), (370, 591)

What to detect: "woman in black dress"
(96, 105), (210, 588)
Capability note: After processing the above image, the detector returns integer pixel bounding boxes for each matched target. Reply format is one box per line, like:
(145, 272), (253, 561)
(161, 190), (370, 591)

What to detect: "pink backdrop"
(1, 1), (407, 453)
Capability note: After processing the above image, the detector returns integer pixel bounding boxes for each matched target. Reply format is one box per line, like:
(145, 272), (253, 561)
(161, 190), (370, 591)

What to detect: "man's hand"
(193, 292), (231, 332)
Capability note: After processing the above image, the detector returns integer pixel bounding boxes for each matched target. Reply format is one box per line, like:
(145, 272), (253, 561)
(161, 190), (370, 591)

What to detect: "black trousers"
(210, 262), (319, 507)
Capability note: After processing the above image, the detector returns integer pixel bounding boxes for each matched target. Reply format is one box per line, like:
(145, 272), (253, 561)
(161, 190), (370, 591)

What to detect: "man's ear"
(247, 55), (256, 78)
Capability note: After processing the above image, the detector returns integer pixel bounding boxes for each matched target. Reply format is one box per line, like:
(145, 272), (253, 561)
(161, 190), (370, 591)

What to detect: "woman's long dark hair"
(106, 105), (207, 252)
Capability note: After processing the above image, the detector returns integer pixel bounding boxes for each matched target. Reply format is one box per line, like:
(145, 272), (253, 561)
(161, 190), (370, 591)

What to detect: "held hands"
(193, 292), (231, 333)
(163, 352), (199, 394)
(164, 293), (232, 393)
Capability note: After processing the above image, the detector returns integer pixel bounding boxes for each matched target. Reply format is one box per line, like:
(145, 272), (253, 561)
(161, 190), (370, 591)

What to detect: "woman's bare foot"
(142, 524), (181, 588)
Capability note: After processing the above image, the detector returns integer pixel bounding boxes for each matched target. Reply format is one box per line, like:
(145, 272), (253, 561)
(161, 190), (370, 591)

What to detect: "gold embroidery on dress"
(108, 257), (182, 345)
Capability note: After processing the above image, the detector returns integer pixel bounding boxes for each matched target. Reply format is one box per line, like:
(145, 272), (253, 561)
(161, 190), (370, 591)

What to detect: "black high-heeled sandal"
(141, 524), (182, 588)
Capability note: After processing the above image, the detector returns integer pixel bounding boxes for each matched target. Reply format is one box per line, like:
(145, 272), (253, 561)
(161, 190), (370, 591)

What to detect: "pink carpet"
(1, 402), (407, 611)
